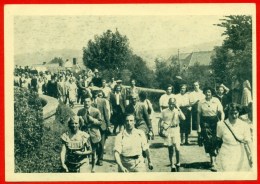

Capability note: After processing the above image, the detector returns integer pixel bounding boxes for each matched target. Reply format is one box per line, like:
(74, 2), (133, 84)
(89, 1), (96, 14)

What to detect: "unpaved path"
(71, 104), (212, 172)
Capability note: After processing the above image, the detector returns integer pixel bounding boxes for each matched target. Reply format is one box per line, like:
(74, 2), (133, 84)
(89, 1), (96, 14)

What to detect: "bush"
(15, 118), (66, 173)
(14, 87), (44, 169)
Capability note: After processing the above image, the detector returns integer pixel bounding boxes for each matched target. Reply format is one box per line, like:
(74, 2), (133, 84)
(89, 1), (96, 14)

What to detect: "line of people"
(157, 82), (253, 172)
(14, 67), (253, 173)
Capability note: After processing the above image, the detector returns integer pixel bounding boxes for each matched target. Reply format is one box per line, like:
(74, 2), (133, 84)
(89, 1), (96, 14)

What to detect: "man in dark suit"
(110, 84), (125, 134)
(91, 89), (111, 166)
(77, 97), (102, 173)
(92, 69), (102, 87)
(31, 74), (38, 92)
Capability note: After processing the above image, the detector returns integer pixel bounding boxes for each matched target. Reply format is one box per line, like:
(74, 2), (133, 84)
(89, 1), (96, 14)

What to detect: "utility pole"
(178, 49), (181, 72)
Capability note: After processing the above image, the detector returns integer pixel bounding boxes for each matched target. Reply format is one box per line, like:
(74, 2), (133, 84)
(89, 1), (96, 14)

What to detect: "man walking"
(114, 114), (153, 172)
(125, 94), (153, 140)
(158, 98), (185, 172)
(92, 89), (111, 166)
(77, 97), (102, 173)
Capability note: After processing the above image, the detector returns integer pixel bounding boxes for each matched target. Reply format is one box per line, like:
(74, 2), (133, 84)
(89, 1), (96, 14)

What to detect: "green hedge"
(14, 87), (71, 172)
(14, 87), (44, 172)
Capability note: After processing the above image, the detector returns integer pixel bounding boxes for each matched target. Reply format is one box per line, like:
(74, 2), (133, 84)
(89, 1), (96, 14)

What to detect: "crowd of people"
(14, 65), (253, 173)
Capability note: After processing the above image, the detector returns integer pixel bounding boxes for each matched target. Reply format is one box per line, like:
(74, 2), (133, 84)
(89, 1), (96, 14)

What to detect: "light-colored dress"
(216, 119), (251, 171)
(61, 130), (92, 172)
(37, 80), (44, 95)
(67, 82), (77, 102)
(241, 88), (252, 107)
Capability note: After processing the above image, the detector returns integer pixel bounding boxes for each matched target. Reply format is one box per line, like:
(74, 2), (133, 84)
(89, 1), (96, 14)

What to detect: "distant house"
(63, 58), (84, 73)
(33, 58), (85, 73)
(33, 64), (47, 73)
(168, 50), (214, 71)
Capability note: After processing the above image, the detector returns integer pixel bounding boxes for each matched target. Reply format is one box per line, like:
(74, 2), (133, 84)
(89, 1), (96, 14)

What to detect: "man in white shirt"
(114, 114), (153, 172)
(101, 79), (112, 101)
(159, 84), (176, 111)
(159, 85), (176, 146)
(158, 98), (185, 172)
(189, 81), (205, 131)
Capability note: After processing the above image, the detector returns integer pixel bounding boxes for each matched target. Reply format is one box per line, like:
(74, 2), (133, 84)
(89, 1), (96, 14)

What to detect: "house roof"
(168, 50), (214, 68)
(180, 53), (193, 68)
(64, 61), (73, 68)
(189, 51), (213, 66)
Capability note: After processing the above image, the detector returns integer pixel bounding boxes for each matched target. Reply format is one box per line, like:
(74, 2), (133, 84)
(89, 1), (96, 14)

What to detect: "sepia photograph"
(4, 3), (257, 181)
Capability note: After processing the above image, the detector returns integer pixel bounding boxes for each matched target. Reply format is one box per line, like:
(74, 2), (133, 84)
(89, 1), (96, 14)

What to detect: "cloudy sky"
(14, 15), (226, 55)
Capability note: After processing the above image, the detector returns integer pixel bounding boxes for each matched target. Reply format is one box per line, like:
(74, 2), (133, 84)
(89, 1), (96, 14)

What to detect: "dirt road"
(72, 105), (212, 172)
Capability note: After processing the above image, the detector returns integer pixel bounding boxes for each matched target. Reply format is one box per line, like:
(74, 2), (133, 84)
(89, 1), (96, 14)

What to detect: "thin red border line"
(0, 1), (259, 184)
(0, 0), (259, 4)
(0, 1), (4, 184)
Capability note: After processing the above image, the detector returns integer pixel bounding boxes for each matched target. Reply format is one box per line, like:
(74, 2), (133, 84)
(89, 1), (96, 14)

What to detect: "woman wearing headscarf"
(197, 87), (224, 171)
(216, 103), (252, 171)
(241, 80), (252, 107)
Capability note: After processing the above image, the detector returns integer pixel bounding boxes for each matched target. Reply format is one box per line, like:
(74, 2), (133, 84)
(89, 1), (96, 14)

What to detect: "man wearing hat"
(92, 69), (102, 87)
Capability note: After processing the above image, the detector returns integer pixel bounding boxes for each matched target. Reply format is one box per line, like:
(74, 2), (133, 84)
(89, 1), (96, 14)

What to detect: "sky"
(14, 15), (226, 55)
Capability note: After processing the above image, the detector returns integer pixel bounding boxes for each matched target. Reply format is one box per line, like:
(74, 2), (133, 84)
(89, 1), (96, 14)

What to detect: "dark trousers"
(97, 129), (107, 161)
(191, 105), (198, 130)
(77, 91), (82, 104)
(180, 107), (191, 134)
(200, 116), (219, 156)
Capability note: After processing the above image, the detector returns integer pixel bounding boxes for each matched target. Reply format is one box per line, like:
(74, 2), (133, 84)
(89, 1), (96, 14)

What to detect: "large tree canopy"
(83, 29), (132, 72)
(211, 15), (252, 86)
(82, 29), (156, 88)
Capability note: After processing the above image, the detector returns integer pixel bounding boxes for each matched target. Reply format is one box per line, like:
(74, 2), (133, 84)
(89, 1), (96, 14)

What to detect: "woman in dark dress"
(197, 87), (224, 171)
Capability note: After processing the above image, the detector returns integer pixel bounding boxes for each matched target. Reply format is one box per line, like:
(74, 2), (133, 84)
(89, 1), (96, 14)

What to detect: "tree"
(211, 15), (252, 86)
(154, 57), (181, 91)
(127, 54), (157, 88)
(82, 29), (156, 87)
(83, 29), (132, 73)
(182, 62), (214, 90)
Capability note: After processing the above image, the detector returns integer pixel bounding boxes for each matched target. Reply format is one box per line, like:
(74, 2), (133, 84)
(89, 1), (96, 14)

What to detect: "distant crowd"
(14, 65), (253, 173)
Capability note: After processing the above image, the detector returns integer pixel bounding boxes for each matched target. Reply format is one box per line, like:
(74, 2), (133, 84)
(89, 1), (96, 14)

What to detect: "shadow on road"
(181, 161), (211, 170)
(103, 158), (117, 165)
(149, 142), (165, 149)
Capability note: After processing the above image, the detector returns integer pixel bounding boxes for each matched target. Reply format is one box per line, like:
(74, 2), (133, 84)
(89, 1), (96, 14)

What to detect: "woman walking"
(216, 103), (252, 171)
(60, 116), (92, 173)
(197, 87), (224, 171)
(175, 84), (192, 145)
